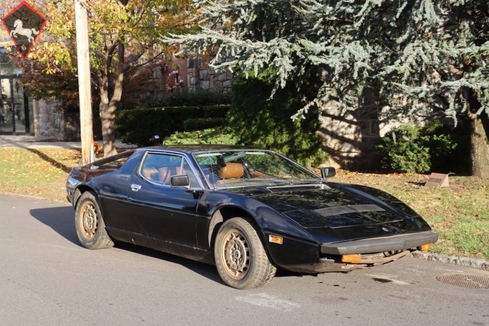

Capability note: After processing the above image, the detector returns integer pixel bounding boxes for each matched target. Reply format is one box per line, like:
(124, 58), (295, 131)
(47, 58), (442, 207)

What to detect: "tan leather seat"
(219, 163), (244, 179)
(142, 167), (158, 179)
(158, 166), (182, 184)
(158, 167), (170, 183)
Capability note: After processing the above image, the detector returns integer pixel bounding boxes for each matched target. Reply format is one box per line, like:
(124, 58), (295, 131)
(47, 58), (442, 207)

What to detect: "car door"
(98, 172), (142, 231)
(96, 151), (144, 234)
(127, 152), (203, 252)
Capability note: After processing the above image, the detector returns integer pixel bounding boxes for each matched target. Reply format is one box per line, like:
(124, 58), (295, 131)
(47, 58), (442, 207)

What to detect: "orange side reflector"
(419, 244), (432, 251)
(341, 254), (362, 263)
(268, 235), (283, 245)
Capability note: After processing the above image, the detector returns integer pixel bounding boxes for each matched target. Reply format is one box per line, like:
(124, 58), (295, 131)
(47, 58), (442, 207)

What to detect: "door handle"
(131, 184), (142, 192)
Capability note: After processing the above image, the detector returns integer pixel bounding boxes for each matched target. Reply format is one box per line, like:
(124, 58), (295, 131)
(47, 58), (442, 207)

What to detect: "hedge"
(115, 105), (229, 146)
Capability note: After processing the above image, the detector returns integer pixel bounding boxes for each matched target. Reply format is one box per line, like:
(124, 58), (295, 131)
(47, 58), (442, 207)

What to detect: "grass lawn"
(0, 148), (81, 201)
(0, 147), (487, 260)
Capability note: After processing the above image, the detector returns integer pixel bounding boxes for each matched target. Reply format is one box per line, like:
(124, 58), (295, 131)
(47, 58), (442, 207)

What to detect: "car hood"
(233, 183), (428, 240)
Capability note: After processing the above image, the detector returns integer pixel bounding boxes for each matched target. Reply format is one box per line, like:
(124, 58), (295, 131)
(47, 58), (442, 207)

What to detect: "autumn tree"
(26, 0), (194, 156)
(166, 0), (489, 178)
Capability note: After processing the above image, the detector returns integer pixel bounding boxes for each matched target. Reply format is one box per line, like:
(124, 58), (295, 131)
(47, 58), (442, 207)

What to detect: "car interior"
(218, 162), (244, 179)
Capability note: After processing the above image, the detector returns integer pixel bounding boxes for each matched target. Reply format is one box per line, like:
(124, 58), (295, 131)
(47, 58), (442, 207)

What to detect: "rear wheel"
(214, 218), (276, 289)
(75, 191), (114, 250)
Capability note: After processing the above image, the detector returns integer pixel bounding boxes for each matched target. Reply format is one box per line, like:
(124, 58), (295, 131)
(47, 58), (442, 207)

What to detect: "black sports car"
(66, 145), (438, 289)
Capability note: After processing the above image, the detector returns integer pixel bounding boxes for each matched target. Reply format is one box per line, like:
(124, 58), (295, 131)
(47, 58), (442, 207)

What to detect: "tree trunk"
(99, 101), (118, 157)
(470, 114), (489, 179)
(99, 40), (125, 157)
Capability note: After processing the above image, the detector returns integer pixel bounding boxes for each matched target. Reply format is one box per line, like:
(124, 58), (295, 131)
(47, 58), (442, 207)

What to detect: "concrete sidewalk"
(0, 135), (130, 149)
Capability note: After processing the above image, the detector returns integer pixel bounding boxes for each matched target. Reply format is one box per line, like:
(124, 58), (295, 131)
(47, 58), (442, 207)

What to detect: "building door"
(0, 46), (33, 135)
(0, 76), (32, 134)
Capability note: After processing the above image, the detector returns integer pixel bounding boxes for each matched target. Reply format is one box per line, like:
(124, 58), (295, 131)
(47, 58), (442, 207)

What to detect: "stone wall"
(34, 99), (80, 140)
(34, 99), (64, 138)
(185, 61), (233, 93)
(318, 105), (381, 170)
(318, 103), (428, 171)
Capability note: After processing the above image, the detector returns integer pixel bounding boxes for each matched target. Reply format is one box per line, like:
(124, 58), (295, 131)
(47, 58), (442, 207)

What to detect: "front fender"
(201, 191), (317, 242)
(200, 191), (321, 268)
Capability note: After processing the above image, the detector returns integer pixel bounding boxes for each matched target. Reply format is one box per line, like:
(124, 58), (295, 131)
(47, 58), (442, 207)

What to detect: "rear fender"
(73, 185), (101, 213)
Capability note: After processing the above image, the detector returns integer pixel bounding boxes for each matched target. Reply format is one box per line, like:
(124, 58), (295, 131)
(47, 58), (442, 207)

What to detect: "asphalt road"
(1, 193), (488, 326)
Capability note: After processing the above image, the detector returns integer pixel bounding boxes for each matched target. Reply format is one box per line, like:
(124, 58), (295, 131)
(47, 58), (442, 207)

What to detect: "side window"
(140, 153), (161, 181)
(182, 159), (200, 188)
(140, 153), (182, 185)
(140, 153), (200, 187)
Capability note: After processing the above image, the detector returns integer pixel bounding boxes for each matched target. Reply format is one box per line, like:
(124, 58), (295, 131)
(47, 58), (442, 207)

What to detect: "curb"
(412, 251), (489, 272)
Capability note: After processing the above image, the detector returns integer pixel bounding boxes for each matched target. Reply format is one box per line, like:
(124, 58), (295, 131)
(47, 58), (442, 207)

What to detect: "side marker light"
(419, 244), (432, 251)
(341, 254), (362, 263)
(268, 235), (283, 245)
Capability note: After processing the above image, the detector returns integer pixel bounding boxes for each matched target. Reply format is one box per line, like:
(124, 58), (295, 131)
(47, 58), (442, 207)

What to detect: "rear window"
(89, 150), (134, 170)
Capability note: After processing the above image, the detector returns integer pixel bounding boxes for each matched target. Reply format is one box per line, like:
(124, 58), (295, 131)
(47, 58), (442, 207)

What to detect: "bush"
(163, 126), (239, 145)
(115, 105), (230, 146)
(377, 120), (470, 173)
(422, 120), (470, 172)
(377, 125), (431, 173)
(146, 90), (232, 107)
(183, 117), (226, 131)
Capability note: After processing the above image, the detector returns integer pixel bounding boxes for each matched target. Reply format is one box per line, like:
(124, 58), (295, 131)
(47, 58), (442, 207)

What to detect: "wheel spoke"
(82, 203), (97, 239)
(223, 231), (250, 279)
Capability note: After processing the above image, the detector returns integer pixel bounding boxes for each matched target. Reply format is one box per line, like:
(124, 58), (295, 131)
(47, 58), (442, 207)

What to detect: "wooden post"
(74, 0), (93, 164)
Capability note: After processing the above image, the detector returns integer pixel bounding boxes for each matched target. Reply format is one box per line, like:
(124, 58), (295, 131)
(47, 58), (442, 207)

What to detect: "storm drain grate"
(436, 273), (489, 289)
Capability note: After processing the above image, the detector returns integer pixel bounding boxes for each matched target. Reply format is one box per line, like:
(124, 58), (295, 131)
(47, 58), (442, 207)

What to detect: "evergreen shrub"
(115, 105), (229, 146)
(228, 74), (327, 168)
(146, 90), (232, 107)
(183, 117), (226, 131)
(377, 120), (470, 173)
(163, 126), (238, 145)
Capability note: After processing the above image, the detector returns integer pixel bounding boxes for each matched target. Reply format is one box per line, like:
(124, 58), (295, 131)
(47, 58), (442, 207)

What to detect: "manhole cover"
(437, 273), (489, 289)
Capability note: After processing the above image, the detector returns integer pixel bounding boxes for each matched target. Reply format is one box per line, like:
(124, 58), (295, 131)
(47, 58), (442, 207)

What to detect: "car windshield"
(193, 150), (321, 189)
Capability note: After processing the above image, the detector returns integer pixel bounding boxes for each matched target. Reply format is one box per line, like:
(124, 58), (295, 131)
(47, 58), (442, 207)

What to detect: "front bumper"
(284, 250), (413, 274)
(265, 230), (438, 274)
(320, 231), (439, 255)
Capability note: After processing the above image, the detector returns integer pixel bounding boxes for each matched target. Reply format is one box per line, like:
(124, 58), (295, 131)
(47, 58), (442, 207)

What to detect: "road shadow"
(114, 242), (223, 285)
(29, 205), (310, 287)
(113, 242), (320, 285)
(30, 206), (79, 245)
(29, 205), (223, 285)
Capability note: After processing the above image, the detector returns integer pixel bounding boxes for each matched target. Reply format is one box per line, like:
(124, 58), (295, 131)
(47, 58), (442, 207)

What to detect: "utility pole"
(74, 0), (93, 165)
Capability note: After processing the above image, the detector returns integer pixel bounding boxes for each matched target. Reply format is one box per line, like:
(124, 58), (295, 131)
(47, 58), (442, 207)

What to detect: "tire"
(74, 191), (114, 250)
(214, 218), (277, 289)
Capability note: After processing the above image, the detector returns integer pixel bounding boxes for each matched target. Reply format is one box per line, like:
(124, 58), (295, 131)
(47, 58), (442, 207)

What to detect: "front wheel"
(75, 191), (114, 250)
(214, 218), (276, 289)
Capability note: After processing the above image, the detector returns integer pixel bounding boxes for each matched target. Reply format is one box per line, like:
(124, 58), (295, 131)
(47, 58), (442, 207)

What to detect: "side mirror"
(320, 167), (336, 179)
(171, 175), (190, 187)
